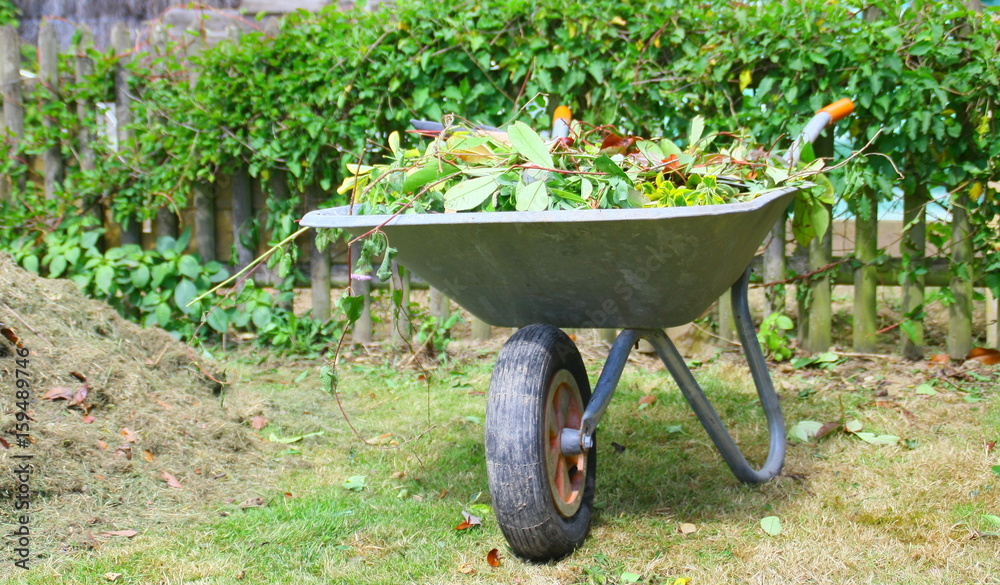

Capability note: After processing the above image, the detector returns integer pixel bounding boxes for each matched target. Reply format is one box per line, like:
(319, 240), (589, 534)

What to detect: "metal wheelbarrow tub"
(300, 186), (797, 329)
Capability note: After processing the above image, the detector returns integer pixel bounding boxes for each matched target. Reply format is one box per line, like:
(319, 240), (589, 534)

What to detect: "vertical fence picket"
(307, 184), (331, 321)
(1, 25), (24, 201)
(471, 317), (491, 342)
(151, 24), (177, 240)
(948, 191), (973, 359)
(349, 240), (373, 344)
(853, 190), (878, 352)
(717, 289), (736, 343)
(231, 168), (255, 269)
(74, 25), (102, 239)
(112, 23), (141, 245)
(803, 132), (834, 353)
(987, 287), (998, 349)
(39, 20), (63, 201)
(763, 220), (786, 317)
(900, 184), (928, 360)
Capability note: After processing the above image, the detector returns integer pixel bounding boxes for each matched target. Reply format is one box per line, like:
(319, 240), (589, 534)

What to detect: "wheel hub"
(545, 369), (587, 518)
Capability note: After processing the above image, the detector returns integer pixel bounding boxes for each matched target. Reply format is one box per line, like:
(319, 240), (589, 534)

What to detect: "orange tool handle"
(818, 98), (855, 124)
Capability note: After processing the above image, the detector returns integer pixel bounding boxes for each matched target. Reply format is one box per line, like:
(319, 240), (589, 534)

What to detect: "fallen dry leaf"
(67, 383), (89, 407)
(1, 325), (21, 347)
(457, 562), (476, 575)
(101, 530), (138, 538)
(966, 348), (1000, 366)
(390, 471), (406, 479)
(251, 415), (268, 431)
(284, 492), (294, 498)
(121, 428), (138, 443)
(611, 441), (626, 453)
(928, 354), (950, 364)
(156, 399), (173, 410)
(71, 371), (87, 382)
(486, 548), (502, 567)
(82, 414), (96, 424)
(161, 471), (182, 489)
(815, 421), (841, 440)
(113, 445), (132, 459)
(986, 441), (996, 455)
(0, 437), (8, 449)
(96, 440), (108, 451)
(239, 497), (267, 509)
(455, 510), (482, 531)
(43, 386), (75, 401)
(142, 450), (155, 462)
(679, 523), (697, 535)
(104, 573), (122, 582)
(638, 395), (656, 407)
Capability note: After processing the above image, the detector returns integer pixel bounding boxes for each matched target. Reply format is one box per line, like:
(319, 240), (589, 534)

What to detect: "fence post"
(231, 168), (255, 269)
(150, 23), (177, 240)
(900, 184), (928, 360)
(803, 132), (834, 353)
(1, 25), (24, 201)
(112, 23), (141, 245)
(763, 219), (786, 317)
(987, 287), (998, 349)
(429, 287), (451, 335)
(717, 289), (736, 342)
(306, 184), (331, 320)
(948, 190), (973, 360)
(74, 25), (102, 237)
(471, 317), (491, 342)
(39, 20), (63, 201)
(853, 189), (878, 352)
(350, 240), (373, 344)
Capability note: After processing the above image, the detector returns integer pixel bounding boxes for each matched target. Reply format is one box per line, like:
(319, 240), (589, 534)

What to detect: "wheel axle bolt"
(560, 428), (592, 455)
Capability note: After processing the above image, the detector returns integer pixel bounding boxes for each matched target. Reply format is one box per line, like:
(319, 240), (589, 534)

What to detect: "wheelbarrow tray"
(300, 187), (797, 329)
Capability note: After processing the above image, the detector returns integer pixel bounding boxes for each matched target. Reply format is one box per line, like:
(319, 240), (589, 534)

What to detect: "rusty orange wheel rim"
(545, 370), (586, 518)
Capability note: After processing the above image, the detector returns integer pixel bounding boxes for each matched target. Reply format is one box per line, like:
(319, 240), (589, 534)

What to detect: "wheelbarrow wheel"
(486, 324), (595, 561)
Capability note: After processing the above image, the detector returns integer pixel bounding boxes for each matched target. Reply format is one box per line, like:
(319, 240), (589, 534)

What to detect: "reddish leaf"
(486, 548), (502, 567)
(142, 450), (155, 462)
(121, 428), (138, 443)
(161, 471), (183, 489)
(455, 520), (475, 530)
(101, 529), (138, 538)
(82, 415), (96, 424)
(284, 492), (294, 498)
(67, 383), (89, 407)
(71, 371), (87, 382)
(114, 445), (132, 459)
(0, 437), (9, 449)
(455, 510), (482, 530)
(96, 440), (108, 451)
(251, 416), (268, 431)
(1, 325), (21, 347)
(638, 395), (656, 407)
(43, 387), (75, 401)
(966, 348), (1000, 366)
(928, 354), (950, 364)
(986, 441), (996, 455)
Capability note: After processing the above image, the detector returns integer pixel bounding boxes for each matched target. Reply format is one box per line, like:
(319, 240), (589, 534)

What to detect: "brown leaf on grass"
(43, 386), (75, 401)
(986, 441), (996, 455)
(611, 441), (626, 453)
(455, 510), (482, 530)
(239, 497), (267, 509)
(283, 492), (294, 498)
(815, 422), (841, 440)
(156, 399), (173, 410)
(82, 415), (96, 424)
(638, 395), (656, 407)
(67, 383), (89, 407)
(0, 437), (8, 449)
(486, 548), (502, 567)
(966, 348), (1000, 365)
(101, 529), (138, 538)
(142, 450), (154, 462)
(928, 354), (950, 364)
(96, 440), (108, 451)
(71, 371), (87, 382)
(457, 562), (476, 575)
(1, 325), (21, 347)
(679, 523), (697, 535)
(120, 428), (138, 443)
(104, 573), (122, 582)
(113, 445), (132, 459)
(161, 471), (183, 489)
(251, 415), (268, 431)
(390, 471), (406, 479)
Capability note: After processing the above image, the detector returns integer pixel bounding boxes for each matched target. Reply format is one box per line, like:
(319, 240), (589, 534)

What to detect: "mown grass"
(6, 345), (1000, 584)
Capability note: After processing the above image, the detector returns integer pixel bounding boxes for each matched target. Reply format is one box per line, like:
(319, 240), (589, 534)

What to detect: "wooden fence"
(2, 19), (997, 357)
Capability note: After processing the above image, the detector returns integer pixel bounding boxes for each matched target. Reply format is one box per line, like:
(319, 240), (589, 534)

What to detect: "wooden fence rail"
(1, 21), (997, 356)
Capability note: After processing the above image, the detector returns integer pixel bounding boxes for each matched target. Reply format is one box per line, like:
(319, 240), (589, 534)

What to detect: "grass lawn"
(5, 338), (1000, 585)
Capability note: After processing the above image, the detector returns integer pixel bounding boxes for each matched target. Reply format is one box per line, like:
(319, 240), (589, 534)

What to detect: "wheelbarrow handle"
(785, 98), (855, 166)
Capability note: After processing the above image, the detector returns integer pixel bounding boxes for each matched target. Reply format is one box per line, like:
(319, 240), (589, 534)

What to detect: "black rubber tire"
(485, 324), (595, 561)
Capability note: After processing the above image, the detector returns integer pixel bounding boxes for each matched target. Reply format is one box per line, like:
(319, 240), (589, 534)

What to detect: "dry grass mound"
(0, 253), (279, 553)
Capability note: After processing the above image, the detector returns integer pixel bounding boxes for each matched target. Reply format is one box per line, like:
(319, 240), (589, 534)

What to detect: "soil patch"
(0, 253), (282, 555)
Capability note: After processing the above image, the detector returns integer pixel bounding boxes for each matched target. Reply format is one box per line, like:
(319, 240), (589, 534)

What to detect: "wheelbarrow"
(300, 99), (855, 561)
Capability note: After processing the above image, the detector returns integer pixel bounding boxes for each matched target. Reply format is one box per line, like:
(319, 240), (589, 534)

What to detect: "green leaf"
(855, 432), (899, 445)
(443, 176), (499, 211)
(775, 315), (794, 330)
(251, 306), (272, 328)
(342, 475), (366, 491)
(914, 383), (937, 396)
(507, 121), (553, 168)
(401, 161), (458, 193)
(155, 302), (171, 327)
(991, 465), (1000, 479)
(982, 514), (1000, 528)
(760, 516), (782, 536)
(94, 265), (115, 294)
(49, 255), (68, 278)
(206, 308), (229, 333)
(174, 278), (198, 313)
(515, 180), (548, 212)
(178, 255), (201, 279)
(789, 420), (823, 443)
(131, 264), (151, 289)
(22, 255), (39, 274)
(592, 154), (631, 183)
(687, 115), (705, 150)
(620, 573), (641, 584)
(845, 420), (863, 433)
(337, 293), (365, 323)
(268, 430), (324, 444)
